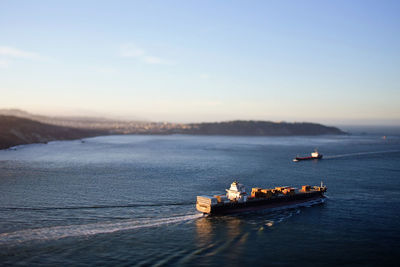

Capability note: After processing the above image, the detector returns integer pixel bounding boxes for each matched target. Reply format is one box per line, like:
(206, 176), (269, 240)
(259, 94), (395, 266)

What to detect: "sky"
(0, 0), (399, 125)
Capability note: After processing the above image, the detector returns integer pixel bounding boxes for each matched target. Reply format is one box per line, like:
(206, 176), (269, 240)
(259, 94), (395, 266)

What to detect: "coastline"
(0, 115), (346, 150)
(0, 115), (107, 150)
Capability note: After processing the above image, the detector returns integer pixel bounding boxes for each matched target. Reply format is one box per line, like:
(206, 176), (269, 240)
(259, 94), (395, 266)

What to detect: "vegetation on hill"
(181, 121), (345, 136)
(0, 115), (106, 149)
(0, 111), (346, 149)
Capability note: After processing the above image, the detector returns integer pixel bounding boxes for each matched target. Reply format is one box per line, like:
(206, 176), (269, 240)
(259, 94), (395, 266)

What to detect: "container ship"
(293, 151), (323, 162)
(196, 181), (327, 215)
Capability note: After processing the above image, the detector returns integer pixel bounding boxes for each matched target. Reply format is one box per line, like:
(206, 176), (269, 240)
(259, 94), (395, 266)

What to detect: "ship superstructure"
(196, 181), (327, 215)
(225, 181), (247, 202)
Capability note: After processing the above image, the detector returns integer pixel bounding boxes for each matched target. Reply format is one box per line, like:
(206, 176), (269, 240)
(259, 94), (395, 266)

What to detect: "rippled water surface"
(1, 134), (400, 266)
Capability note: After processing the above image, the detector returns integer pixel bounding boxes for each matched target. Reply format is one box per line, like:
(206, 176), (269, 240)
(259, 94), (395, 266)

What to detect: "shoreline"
(0, 115), (346, 150)
(2, 132), (352, 151)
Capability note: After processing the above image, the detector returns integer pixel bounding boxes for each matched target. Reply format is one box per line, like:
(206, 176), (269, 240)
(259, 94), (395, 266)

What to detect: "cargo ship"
(196, 181), (327, 215)
(293, 151), (323, 162)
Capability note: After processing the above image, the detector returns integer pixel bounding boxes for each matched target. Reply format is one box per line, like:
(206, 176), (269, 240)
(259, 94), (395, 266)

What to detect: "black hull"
(208, 191), (325, 215)
(295, 155), (323, 161)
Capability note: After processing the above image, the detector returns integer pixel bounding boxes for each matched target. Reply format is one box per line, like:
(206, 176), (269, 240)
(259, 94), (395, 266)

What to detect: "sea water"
(0, 133), (399, 265)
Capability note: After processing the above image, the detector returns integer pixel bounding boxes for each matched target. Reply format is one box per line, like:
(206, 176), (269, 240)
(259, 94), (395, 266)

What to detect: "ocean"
(0, 132), (399, 266)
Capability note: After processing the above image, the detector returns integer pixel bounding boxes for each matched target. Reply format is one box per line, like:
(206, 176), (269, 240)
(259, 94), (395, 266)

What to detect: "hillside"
(180, 120), (345, 136)
(0, 111), (346, 149)
(0, 115), (106, 149)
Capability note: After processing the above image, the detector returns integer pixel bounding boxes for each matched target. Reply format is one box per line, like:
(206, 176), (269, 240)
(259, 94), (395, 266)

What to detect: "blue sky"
(0, 0), (399, 125)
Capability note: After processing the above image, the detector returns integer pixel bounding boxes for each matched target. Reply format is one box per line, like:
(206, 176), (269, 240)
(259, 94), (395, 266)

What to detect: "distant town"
(0, 109), (346, 149)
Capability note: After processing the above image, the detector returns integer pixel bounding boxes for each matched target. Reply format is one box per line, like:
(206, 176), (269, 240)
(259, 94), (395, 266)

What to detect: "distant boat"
(293, 151), (323, 162)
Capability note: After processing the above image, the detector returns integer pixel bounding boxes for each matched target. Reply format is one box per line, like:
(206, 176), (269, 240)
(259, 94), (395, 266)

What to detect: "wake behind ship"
(196, 181), (327, 215)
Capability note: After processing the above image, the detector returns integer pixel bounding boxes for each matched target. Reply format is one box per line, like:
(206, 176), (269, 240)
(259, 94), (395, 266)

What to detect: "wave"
(0, 201), (195, 211)
(7, 144), (28, 150)
(0, 213), (203, 246)
(252, 197), (326, 215)
(324, 150), (400, 159)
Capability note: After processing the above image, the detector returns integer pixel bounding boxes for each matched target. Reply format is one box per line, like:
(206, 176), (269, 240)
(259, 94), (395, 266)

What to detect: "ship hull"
(198, 191), (325, 215)
(295, 155), (323, 161)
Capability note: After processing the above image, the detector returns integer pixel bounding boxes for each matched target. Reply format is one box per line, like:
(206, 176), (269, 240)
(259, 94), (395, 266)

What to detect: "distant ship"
(293, 150), (323, 162)
(196, 181), (327, 215)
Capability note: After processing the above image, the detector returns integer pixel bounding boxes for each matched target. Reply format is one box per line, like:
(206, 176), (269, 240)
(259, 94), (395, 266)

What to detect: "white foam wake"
(270, 197), (326, 212)
(324, 150), (400, 159)
(0, 213), (203, 245)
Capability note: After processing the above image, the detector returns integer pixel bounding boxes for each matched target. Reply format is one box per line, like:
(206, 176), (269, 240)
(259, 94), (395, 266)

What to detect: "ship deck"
(197, 190), (325, 215)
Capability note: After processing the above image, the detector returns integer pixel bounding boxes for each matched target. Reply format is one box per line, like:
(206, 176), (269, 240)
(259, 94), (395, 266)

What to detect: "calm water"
(0, 134), (400, 266)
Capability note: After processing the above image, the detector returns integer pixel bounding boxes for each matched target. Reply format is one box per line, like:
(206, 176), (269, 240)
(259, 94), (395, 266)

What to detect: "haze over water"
(1, 132), (399, 265)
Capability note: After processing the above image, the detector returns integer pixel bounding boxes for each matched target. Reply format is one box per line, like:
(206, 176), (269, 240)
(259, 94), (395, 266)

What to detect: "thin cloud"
(0, 46), (41, 60)
(200, 73), (210, 79)
(0, 59), (9, 68)
(119, 43), (172, 65)
(143, 56), (164, 64)
(93, 67), (118, 75)
(120, 44), (145, 58)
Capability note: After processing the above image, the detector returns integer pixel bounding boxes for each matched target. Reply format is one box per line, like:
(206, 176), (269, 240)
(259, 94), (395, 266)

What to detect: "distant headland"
(0, 109), (346, 149)
(0, 115), (106, 150)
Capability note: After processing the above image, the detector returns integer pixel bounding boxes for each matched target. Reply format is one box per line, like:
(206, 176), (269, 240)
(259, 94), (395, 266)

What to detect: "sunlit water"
(1, 134), (400, 265)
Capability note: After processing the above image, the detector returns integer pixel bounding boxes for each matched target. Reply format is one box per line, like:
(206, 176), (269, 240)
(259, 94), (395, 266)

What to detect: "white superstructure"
(311, 151), (320, 157)
(226, 181), (247, 202)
